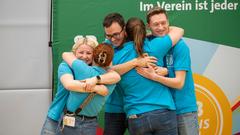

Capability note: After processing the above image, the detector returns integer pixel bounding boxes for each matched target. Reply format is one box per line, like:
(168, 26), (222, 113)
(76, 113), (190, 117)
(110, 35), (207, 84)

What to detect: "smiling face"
(104, 22), (126, 47)
(148, 13), (169, 37)
(103, 13), (126, 47)
(75, 44), (93, 65)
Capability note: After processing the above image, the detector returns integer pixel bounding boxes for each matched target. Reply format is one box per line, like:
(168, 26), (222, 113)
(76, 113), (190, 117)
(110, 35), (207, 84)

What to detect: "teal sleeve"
(71, 59), (92, 79)
(58, 61), (73, 79)
(113, 42), (135, 65)
(150, 35), (172, 58)
(173, 40), (190, 71)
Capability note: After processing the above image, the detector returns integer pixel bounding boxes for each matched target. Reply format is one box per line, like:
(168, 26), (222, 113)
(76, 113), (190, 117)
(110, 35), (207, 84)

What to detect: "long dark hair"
(126, 17), (146, 57)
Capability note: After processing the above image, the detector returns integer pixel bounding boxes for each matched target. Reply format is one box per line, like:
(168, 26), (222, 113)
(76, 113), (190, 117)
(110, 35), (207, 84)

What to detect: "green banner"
(52, 0), (240, 97)
(52, 0), (240, 134)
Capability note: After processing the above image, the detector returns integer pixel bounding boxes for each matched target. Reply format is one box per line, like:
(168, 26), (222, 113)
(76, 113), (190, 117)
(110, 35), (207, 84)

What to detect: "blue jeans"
(177, 112), (199, 135)
(41, 116), (60, 135)
(128, 109), (177, 135)
(57, 116), (97, 135)
(104, 112), (128, 135)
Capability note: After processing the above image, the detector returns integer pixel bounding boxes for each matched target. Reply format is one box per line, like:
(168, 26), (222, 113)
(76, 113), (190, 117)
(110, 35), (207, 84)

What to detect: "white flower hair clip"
(74, 35), (84, 43)
(74, 35), (98, 46)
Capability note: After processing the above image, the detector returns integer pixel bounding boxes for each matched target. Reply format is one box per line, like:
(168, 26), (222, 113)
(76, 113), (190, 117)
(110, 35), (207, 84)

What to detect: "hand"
(136, 65), (157, 80)
(79, 81), (91, 93)
(154, 66), (168, 76)
(83, 77), (98, 92)
(135, 56), (157, 67)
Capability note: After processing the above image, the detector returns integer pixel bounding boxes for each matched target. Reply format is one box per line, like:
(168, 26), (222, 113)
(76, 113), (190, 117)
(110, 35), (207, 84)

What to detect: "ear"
(167, 20), (170, 25)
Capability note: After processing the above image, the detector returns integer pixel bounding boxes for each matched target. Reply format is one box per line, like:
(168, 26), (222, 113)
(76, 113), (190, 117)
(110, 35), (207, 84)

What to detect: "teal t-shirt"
(105, 84), (125, 113)
(165, 39), (198, 114)
(47, 61), (72, 121)
(66, 59), (116, 116)
(105, 41), (126, 113)
(116, 35), (176, 117)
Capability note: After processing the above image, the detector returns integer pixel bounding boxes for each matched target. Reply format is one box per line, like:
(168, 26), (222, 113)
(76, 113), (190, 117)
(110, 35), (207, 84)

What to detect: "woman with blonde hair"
(41, 36), (120, 135)
(58, 41), (118, 135)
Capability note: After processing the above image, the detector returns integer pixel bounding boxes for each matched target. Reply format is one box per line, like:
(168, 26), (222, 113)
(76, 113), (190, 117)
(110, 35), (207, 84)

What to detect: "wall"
(0, 0), (51, 134)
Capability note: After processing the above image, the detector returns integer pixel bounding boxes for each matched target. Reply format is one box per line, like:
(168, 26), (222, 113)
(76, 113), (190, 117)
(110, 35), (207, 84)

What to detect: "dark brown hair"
(103, 13), (125, 29)
(93, 43), (114, 67)
(126, 17), (146, 57)
(146, 7), (168, 23)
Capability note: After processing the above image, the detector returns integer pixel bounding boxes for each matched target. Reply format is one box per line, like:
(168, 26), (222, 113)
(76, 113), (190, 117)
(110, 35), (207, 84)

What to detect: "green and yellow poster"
(51, 0), (240, 134)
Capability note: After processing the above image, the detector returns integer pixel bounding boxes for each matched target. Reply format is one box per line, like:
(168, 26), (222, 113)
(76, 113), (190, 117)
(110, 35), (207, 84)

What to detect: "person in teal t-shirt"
(137, 7), (198, 135)
(41, 36), (120, 135)
(110, 17), (183, 135)
(58, 43), (119, 135)
(102, 13), (158, 135)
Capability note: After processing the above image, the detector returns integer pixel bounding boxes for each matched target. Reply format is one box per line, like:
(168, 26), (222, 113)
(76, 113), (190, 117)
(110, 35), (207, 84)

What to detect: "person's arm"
(136, 66), (186, 90)
(168, 26), (184, 46)
(84, 70), (121, 91)
(60, 74), (109, 96)
(149, 28), (183, 59)
(63, 51), (94, 81)
(85, 70), (121, 85)
(62, 52), (77, 68)
(99, 70), (121, 84)
(92, 85), (109, 96)
(153, 71), (186, 89)
(111, 56), (157, 75)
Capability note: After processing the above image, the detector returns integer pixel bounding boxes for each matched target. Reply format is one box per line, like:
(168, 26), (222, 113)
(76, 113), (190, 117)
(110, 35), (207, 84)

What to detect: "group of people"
(41, 6), (198, 135)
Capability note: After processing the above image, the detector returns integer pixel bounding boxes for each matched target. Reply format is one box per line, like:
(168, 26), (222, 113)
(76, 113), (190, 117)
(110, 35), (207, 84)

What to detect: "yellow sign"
(193, 73), (232, 135)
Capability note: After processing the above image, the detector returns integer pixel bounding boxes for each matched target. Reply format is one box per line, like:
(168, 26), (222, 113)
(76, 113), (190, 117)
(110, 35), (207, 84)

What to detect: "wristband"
(96, 75), (101, 84)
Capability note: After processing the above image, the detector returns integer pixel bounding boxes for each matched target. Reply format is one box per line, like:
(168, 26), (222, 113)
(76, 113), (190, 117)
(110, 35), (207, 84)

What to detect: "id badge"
(63, 115), (75, 127)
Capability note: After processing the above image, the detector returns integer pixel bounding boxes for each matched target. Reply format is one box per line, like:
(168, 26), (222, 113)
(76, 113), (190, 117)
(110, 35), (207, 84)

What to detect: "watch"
(96, 75), (101, 84)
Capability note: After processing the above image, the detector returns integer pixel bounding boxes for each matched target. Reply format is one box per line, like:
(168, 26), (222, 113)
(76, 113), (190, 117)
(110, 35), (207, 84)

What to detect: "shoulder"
(117, 41), (134, 52)
(174, 39), (189, 50)
(58, 61), (71, 70)
(72, 59), (89, 67)
(149, 35), (172, 45)
(58, 61), (73, 77)
(123, 41), (134, 47)
(172, 39), (191, 58)
(146, 35), (156, 41)
(93, 66), (106, 75)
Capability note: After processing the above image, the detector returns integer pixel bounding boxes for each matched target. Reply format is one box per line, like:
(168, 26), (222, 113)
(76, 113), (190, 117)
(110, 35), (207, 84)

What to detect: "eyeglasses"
(105, 28), (124, 40)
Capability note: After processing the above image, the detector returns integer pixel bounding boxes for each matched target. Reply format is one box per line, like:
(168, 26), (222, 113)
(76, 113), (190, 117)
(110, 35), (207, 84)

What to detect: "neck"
(117, 38), (126, 49)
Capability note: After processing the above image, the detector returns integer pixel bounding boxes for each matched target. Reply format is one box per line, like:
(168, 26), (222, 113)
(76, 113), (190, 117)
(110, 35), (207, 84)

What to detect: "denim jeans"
(104, 112), (128, 135)
(57, 116), (97, 135)
(128, 109), (177, 135)
(177, 112), (199, 135)
(41, 116), (60, 135)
